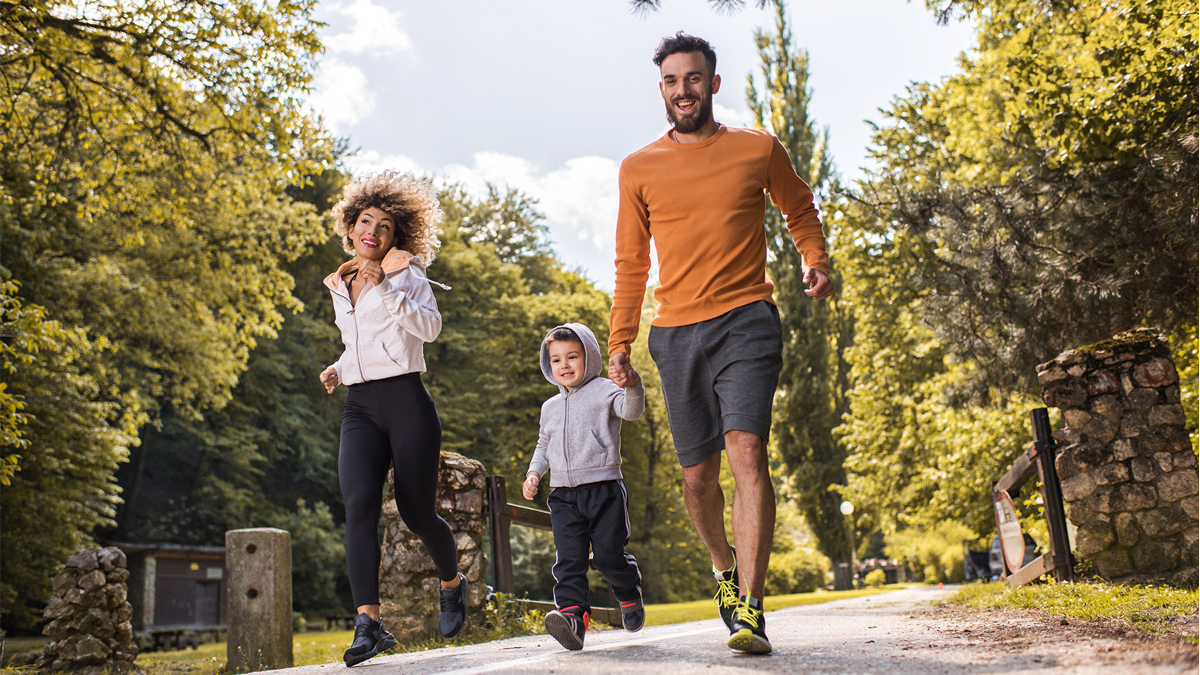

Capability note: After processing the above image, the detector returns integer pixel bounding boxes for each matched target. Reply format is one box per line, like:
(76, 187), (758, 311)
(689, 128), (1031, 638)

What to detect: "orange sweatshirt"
(608, 125), (830, 357)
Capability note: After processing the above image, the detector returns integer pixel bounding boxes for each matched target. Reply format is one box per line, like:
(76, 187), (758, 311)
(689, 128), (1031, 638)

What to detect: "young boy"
(523, 323), (645, 650)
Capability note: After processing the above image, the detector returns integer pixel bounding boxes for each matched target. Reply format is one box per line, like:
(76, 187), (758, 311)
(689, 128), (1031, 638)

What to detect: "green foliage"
(857, 0), (1198, 388)
(949, 580), (1199, 640)
(766, 547), (830, 594)
(0, 283), (135, 628)
(864, 569), (887, 587)
(274, 500), (346, 615)
(745, 0), (854, 586)
(1172, 326), (1198, 452)
(884, 521), (977, 584)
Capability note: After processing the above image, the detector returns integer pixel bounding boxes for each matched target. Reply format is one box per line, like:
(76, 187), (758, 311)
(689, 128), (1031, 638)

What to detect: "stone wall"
(379, 451), (488, 640)
(1037, 328), (1198, 585)
(40, 547), (137, 673)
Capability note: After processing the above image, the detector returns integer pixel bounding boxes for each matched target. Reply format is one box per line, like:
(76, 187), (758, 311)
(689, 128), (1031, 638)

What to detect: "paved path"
(282, 586), (1197, 675)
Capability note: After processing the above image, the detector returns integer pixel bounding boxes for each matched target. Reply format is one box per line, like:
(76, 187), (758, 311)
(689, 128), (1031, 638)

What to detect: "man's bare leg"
(681, 452), (735, 571)
(724, 429), (774, 599)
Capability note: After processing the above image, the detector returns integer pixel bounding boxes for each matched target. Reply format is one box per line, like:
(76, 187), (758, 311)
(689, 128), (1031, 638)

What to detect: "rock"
(1149, 404), (1186, 427)
(106, 585), (127, 609)
(106, 568), (129, 584)
(1133, 358), (1177, 387)
(1133, 507), (1189, 538)
(66, 550), (99, 572)
(1044, 380), (1088, 410)
(1157, 470), (1199, 502)
(1119, 411), (1148, 438)
(1063, 409), (1093, 431)
(115, 603), (133, 623)
(1094, 462), (1130, 486)
(44, 596), (71, 620)
(44, 619), (72, 641)
(1129, 457), (1158, 482)
(1089, 484), (1156, 513)
(1075, 521), (1115, 556)
(96, 547), (126, 572)
(57, 634), (111, 665)
(1082, 416), (1119, 443)
(1090, 395), (1122, 419)
(1164, 385), (1180, 403)
(1113, 513), (1139, 548)
(1132, 539), (1180, 574)
(1170, 567), (1198, 587)
(1126, 388), (1160, 411)
(1068, 364), (1087, 377)
(1092, 549), (1133, 578)
(1059, 471), (1097, 501)
(1111, 439), (1136, 461)
(78, 570), (106, 593)
(1087, 370), (1119, 394)
(1173, 452), (1197, 469)
(457, 489), (483, 514)
(1038, 367), (1068, 385)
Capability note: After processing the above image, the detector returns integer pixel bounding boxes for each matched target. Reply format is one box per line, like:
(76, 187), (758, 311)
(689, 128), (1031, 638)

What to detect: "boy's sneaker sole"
(544, 611), (585, 651)
(727, 628), (772, 654)
(344, 633), (397, 667)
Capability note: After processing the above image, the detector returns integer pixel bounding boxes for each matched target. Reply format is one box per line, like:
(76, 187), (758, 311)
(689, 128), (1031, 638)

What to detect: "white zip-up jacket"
(322, 248), (442, 386)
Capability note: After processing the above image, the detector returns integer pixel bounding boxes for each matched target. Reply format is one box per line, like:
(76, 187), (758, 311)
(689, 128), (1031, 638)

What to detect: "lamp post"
(840, 500), (857, 589)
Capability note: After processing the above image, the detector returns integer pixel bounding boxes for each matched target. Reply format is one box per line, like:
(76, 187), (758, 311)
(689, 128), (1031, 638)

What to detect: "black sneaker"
(544, 608), (588, 650)
(619, 593), (645, 632)
(713, 549), (739, 631)
(727, 596), (771, 654)
(342, 613), (396, 667)
(439, 572), (468, 638)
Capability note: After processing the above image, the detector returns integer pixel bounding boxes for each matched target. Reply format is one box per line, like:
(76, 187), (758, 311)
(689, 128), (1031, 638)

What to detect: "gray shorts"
(647, 300), (783, 467)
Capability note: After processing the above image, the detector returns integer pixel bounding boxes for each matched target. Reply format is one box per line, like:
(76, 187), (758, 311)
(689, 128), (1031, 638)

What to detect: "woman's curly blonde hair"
(331, 171), (443, 263)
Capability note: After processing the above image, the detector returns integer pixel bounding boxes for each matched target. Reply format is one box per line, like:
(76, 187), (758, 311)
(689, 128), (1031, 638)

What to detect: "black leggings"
(339, 373), (458, 607)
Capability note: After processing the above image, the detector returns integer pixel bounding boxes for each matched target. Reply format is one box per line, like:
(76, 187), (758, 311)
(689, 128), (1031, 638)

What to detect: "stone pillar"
(40, 547), (137, 673)
(225, 529), (292, 671)
(1037, 328), (1198, 585)
(379, 451), (488, 640)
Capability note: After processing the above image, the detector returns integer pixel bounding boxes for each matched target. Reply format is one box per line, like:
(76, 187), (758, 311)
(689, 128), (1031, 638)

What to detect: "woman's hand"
(319, 365), (340, 394)
(359, 259), (386, 286)
(522, 472), (540, 500)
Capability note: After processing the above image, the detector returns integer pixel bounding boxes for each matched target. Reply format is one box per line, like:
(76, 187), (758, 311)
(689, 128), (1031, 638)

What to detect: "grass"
(947, 580), (1199, 643)
(642, 584), (912, 627)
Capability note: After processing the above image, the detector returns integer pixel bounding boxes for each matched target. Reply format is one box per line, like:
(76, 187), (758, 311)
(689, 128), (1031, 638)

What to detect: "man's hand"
(803, 268), (834, 300)
(319, 365), (339, 394)
(609, 352), (634, 387)
(522, 472), (540, 500)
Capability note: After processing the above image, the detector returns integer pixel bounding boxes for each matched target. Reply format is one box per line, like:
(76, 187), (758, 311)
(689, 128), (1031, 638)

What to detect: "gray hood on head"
(540, 322), (603, 392)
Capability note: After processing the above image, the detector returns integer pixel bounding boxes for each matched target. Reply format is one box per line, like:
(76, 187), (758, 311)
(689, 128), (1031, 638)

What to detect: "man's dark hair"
(547, 327), (580, 344)
(652, 31), (717, 74)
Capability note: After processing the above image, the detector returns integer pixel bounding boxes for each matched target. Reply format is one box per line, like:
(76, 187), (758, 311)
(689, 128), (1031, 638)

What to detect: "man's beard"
(665, 93), (714, 134)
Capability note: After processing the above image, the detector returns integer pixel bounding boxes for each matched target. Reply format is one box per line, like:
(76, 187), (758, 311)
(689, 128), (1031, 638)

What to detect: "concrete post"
(225, 529), (292, 671)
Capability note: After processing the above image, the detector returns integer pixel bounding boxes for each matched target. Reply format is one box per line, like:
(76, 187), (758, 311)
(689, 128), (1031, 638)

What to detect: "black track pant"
(548, 480), (642, 615)
(339, 373), (458, 607)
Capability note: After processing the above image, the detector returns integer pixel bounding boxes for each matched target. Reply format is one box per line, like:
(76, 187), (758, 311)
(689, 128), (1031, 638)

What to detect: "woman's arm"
(373, 265), (442, 342)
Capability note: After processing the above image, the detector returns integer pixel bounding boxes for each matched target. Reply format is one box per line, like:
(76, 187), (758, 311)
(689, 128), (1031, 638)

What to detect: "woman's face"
(349, 206), (397, 261)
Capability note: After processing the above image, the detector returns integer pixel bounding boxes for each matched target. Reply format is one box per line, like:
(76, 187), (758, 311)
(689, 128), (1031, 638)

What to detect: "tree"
(744, 0), (854, 588)
(630, 0), (769, 13)
(1, 0), (336, 626)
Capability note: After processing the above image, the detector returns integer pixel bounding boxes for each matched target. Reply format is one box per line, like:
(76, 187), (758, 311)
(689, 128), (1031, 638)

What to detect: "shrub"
(885, 521), (976, 584)
(864, 569), (887, 587)
(767, 547), (830, 594)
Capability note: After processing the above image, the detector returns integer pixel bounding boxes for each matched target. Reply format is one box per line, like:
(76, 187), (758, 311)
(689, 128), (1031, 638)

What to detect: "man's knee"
(725, 430), (768, 475)
(681, 454), (721, 493)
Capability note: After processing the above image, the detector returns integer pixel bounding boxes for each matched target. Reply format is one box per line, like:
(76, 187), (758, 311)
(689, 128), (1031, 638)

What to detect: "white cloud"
(342, 150), (424, 178)
(324, 0), (412, 56)
(308, 59), (373, 132)
(443, 152), (622, 286)
(714, 102), (751, 128)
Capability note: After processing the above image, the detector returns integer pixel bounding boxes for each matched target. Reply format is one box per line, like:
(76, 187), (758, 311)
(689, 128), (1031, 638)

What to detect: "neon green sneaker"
(727, 596), (771, 654)
(712, 550), (739, 631)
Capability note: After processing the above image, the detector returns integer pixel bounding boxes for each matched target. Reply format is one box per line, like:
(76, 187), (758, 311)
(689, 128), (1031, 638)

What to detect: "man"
(607, 32), (833, 655)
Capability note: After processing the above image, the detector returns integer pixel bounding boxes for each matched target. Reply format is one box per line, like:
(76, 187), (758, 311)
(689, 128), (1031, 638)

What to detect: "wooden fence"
(486, 476), (623, 627)
(992, 408), (1074, 587)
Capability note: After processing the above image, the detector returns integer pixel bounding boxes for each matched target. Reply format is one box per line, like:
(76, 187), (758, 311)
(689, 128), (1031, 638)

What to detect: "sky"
(305, 0), (976, 289)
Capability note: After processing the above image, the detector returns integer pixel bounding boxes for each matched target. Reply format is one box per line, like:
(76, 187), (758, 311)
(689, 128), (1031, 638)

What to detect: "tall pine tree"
(745, 0), (856, 589)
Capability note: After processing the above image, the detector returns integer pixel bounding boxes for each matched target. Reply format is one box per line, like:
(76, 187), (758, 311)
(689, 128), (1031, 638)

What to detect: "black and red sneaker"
(544, 607), (589, 650)
(619, 594), (645, 632)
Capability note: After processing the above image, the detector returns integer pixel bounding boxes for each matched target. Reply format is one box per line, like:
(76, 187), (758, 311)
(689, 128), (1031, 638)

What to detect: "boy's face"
(547, 339), (585, 390)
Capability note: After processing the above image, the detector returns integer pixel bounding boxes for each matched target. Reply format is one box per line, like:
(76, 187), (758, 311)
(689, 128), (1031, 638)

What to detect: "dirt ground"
(910, 601), (1199, 672)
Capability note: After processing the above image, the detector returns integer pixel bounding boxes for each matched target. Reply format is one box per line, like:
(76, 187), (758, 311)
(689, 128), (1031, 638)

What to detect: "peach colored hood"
(323, 248), (420, 291)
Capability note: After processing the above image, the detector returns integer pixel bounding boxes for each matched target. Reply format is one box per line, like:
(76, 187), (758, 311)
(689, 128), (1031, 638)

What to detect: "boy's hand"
(609, 352), (633, 387)
(522, 473), (540, 500)
(623, 366), (642, 389)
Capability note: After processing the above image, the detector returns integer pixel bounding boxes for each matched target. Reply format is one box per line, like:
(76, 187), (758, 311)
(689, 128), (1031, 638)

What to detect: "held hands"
(608, 352), (641, 389)
(319, 365), (339, 394)
(803, 268), (834, 300)
(522, 472), (540, 500)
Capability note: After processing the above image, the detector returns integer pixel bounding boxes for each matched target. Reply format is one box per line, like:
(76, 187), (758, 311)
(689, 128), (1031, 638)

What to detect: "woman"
(318, 171), (467, 666)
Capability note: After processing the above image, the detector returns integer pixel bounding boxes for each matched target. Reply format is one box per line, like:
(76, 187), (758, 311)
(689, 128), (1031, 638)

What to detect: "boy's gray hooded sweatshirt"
(527, 323), (644, 488)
